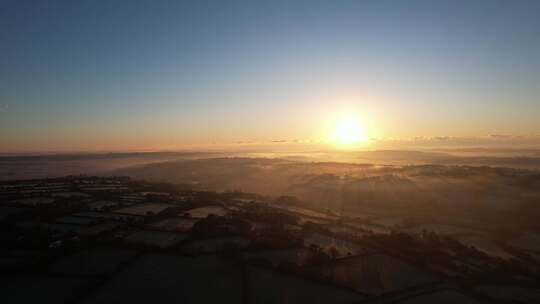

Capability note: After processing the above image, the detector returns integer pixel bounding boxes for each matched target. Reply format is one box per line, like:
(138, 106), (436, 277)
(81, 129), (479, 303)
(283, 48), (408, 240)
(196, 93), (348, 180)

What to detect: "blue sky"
(1, 0), (539, 151)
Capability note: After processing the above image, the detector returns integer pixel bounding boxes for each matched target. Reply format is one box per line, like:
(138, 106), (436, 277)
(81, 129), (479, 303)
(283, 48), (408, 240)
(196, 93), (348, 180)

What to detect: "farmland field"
(48, 247), (137, 276)
(320, 253), (439, 295)
(0, 275), (98, 304)
(476, 285), (540, 303)
(115, 203), (172, 216)
(183, 237), (250, 254)
(395, 289), (480, 304)
(13, 198), (55, 206)
(83, 255), (243, 304)
(151, 217), (199, 232)
(246, 266), (366, 303)
(185, 206), (228, 218)
(124, 231), (187, 248)
(243, 248), (312, 266)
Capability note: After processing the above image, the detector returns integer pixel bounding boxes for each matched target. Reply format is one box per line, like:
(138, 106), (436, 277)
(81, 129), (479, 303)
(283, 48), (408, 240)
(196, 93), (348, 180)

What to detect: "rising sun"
(331, 117), (369, 145)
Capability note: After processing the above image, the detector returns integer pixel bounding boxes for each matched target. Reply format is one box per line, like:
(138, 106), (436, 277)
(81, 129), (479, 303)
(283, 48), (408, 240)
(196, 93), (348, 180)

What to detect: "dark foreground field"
(1, 174), (540, 303)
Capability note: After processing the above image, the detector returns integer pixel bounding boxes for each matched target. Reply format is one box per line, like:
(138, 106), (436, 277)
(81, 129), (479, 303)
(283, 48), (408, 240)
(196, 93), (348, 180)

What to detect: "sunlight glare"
(331, 117), (369, 145)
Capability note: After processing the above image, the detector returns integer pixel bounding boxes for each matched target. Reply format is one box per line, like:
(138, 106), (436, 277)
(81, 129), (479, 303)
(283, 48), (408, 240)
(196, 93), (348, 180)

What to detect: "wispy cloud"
(373, 135), (540, 149)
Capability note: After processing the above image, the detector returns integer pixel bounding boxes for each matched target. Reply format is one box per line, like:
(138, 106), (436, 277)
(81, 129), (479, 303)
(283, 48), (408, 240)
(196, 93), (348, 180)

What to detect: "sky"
(1, 0), (539, 152)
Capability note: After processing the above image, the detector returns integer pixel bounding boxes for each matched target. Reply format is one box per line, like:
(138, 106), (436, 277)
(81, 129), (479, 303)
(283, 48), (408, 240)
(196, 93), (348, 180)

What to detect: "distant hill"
(114, 157), (540, 231)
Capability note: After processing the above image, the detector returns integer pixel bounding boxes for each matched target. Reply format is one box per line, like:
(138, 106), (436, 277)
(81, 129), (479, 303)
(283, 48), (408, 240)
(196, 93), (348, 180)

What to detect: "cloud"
(372, 135), (540, 150)
(490, 134), (515, 139)
(434, 136), (451, 141)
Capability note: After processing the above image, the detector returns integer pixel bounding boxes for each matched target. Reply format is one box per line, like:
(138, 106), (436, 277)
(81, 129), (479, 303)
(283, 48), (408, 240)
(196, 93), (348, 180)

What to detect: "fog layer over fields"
(2, 149), (540, 234)
(2, 148), (540, 180)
